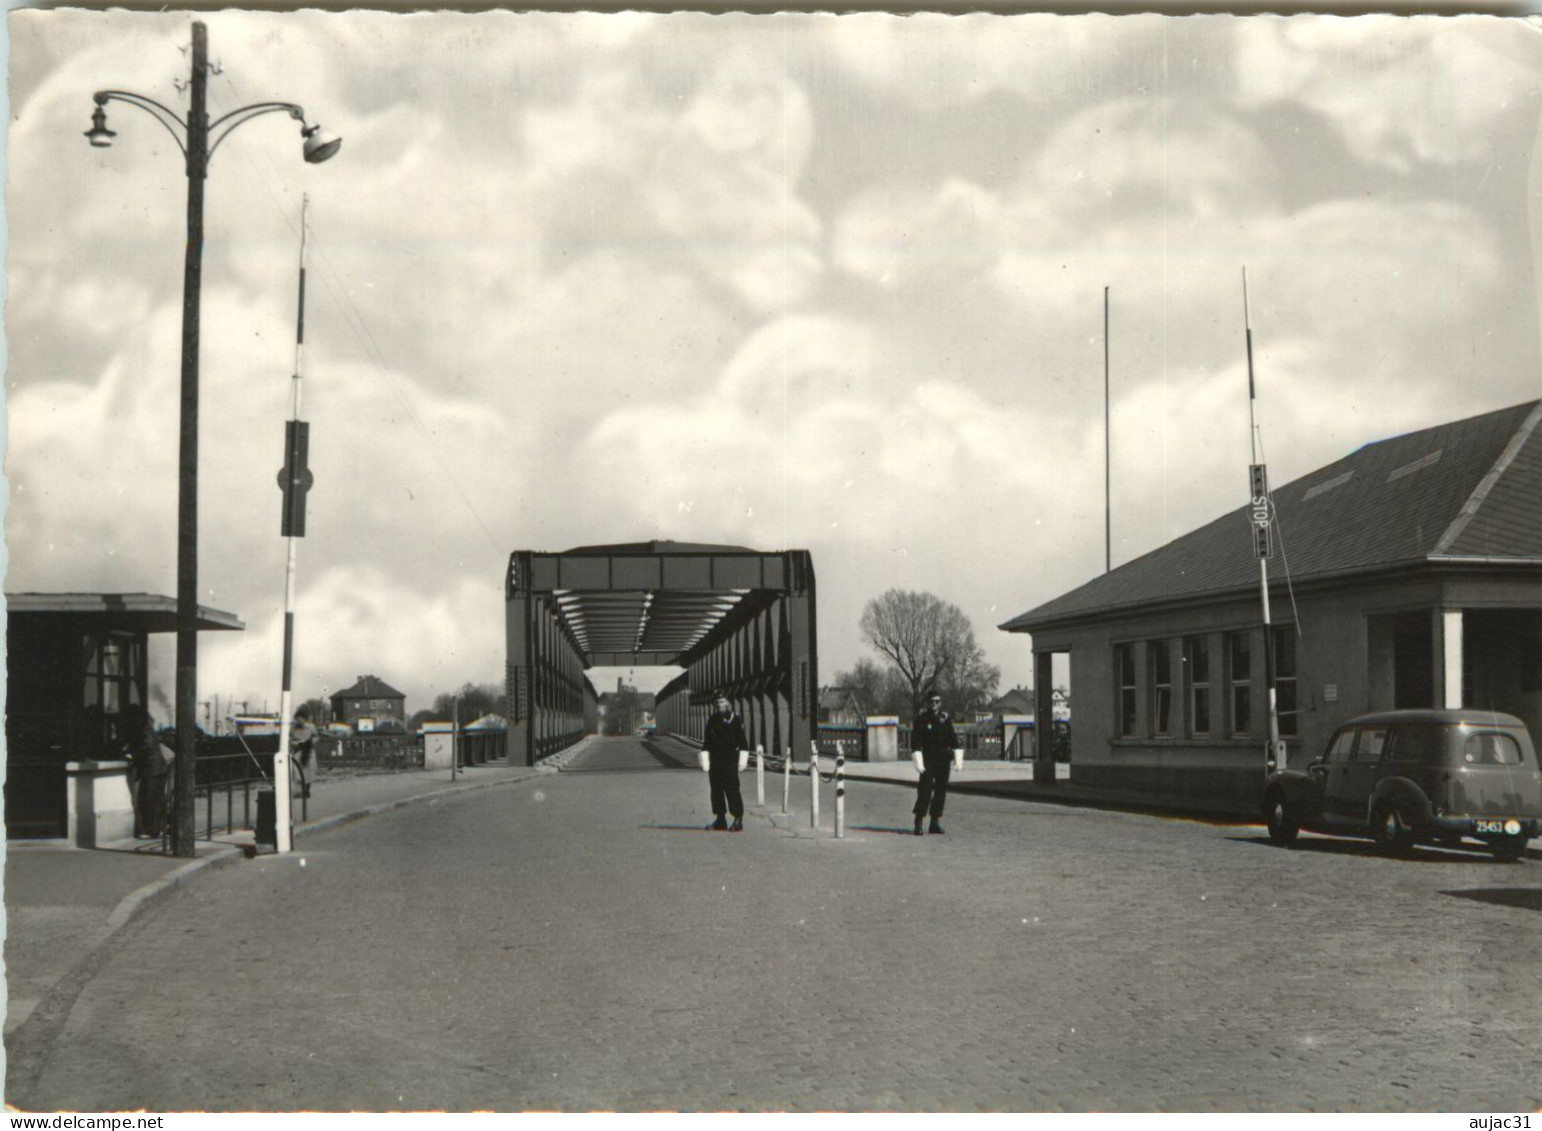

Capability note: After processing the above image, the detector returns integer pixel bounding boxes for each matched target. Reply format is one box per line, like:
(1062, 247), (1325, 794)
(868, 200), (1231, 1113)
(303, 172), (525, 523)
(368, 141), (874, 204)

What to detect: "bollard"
(811, 744), (820, 828)
(756, 743), (765, 808)
(783, 745), (791, 815)
(835, 743), (846, 839)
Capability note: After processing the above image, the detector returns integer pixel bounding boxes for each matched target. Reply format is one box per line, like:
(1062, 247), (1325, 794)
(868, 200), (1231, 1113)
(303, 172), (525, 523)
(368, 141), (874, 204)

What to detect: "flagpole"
(1104, 285), (1111, 574)
(274, 195), (313, 853)
(1244, 268), (1283, 776)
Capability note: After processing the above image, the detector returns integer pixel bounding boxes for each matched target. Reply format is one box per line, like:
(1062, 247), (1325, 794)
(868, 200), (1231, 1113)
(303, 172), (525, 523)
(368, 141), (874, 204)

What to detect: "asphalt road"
(8, 737), (1541, 1112)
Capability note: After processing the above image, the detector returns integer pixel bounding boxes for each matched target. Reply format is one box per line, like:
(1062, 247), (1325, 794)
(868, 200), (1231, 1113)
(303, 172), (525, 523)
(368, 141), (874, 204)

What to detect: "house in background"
(4, 592), (244, 838)
(985, 686), (1035, 722)
(818, 686), (866, 725)
(329, 674), (407, 734)
(1001, 399), (1542, 813)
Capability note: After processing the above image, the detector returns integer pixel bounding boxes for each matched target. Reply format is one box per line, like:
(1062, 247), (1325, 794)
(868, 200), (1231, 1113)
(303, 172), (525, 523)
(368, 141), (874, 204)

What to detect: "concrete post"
(865, 715), (899, 762)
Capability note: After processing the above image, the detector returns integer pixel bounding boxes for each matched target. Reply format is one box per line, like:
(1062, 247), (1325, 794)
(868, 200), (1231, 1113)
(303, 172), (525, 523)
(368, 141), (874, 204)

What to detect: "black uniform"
(912, 706), (960, 821)
(702, 708), (748, 822)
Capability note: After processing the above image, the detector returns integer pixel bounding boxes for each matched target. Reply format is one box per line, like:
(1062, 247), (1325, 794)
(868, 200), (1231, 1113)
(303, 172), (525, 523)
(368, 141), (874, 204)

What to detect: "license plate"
(1475, 819), (1509, 834)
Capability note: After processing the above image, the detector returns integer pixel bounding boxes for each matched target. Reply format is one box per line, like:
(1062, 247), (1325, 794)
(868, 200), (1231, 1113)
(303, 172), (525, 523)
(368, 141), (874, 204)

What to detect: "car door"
(1317, 726), (1360, 826)
(1338, 724), (1389, 827)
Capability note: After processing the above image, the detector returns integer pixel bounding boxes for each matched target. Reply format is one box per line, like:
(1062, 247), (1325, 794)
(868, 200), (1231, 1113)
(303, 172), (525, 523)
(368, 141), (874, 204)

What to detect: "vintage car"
(1262, 708), (1541, 862)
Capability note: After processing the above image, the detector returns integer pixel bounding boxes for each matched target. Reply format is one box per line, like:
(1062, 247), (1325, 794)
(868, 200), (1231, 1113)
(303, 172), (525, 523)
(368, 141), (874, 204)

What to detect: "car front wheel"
(1372, 801), (1415, 851)
(1265, 792), (1299, 846)
(1490, 836), (1528, 863)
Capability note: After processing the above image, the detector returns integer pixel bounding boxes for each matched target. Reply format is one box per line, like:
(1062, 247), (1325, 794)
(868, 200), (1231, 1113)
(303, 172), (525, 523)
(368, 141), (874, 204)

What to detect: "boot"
(913, 816), (924, 837)
(929, 819), (945, 835)
(709, 815), (728, 831)
(730, 817), (744, 832)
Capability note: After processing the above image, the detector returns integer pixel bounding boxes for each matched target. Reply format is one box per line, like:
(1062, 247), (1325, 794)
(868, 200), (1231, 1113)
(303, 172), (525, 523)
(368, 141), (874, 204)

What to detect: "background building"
(329, 675), (407, 734)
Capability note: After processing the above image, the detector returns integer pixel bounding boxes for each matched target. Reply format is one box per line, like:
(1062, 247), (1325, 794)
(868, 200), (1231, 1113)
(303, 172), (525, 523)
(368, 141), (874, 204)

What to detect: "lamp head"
(84, 103), (116, 148)
(301, 122), (342, 164)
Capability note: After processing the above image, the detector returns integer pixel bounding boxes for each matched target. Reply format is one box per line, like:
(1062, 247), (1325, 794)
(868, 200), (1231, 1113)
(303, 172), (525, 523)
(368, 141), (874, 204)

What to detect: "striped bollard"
(755, 744), (765, 807)
(835, 743), (846, 839)
(810, 744), (820, 828)
(782, 746), (791, 815)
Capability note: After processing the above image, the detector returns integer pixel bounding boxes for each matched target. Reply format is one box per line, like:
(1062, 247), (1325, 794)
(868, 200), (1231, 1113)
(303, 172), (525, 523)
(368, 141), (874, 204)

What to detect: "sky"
(6, 9), (1542, 722)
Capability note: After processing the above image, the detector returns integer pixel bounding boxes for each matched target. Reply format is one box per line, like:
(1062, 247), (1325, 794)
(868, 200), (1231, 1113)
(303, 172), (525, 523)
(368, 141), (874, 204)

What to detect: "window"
(1464, 732), (1524, 766)
(1325, 728), (1356, 763)
(1390, 724), (1446, 765)
(1353, 727), (1388, 762)
(1184, 636), (1211, 736)
(1148, 641), (1172, 736)
(81, 631), (147, 757)
(1226, 631), (1252, 736)
(1115, 643), (1137, 738)
(1272, 625), (1298, 738)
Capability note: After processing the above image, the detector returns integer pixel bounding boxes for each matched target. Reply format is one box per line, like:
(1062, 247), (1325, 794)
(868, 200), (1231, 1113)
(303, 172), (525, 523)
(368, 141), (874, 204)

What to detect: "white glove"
(697, 749), (711, 773)
(912, 750), (926, 774)
(737, 750), (749, 772)
(952, 748), (965, 772)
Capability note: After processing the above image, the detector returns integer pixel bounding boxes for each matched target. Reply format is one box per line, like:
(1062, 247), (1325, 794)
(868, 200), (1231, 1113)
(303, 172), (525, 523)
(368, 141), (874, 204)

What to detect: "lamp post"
(87, 21), (340, 857)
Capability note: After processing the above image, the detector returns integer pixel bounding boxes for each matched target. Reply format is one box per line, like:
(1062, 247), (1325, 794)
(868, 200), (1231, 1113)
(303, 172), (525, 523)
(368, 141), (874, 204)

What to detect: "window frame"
(1115, 642), (1137, 739)
(1184, 635), (1211, 737)
(1226, 630), (1252, 737)
(1148, 640), (1172, 738)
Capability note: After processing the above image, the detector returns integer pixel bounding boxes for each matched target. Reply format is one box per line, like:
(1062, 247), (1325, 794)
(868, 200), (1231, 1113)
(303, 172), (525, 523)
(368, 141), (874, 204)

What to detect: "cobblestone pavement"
(8, 737), (1541, 1112)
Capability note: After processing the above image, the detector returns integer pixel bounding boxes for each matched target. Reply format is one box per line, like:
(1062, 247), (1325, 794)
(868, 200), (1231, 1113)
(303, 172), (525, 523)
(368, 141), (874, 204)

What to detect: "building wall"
(1032, 569), (1540, 814)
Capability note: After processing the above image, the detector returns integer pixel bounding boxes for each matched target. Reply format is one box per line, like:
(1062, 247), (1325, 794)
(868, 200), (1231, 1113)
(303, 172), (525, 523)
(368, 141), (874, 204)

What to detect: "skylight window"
(1387, 449), (1443, 481)
(1302, 470), (1355, 502)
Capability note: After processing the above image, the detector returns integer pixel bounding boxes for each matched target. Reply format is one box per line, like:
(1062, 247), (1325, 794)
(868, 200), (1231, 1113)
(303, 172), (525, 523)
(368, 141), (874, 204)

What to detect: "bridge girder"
(505, 542), (817, 764)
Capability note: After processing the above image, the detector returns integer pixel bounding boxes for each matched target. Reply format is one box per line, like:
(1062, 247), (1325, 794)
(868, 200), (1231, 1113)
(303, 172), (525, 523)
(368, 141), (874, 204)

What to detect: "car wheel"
(1265, 792), (1299, 846)
(1372, 801), (1414, 851)
(1490, 837), (1528, 863)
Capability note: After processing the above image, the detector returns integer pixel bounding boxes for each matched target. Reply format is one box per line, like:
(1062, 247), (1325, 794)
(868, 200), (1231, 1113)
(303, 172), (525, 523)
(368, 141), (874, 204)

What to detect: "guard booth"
(505, 542), (818, 765)
(4, 593), (244, 837)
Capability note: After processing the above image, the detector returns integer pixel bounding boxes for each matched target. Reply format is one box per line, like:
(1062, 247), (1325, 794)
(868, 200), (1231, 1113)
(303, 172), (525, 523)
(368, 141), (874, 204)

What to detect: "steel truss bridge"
(505, 541), (817, 765)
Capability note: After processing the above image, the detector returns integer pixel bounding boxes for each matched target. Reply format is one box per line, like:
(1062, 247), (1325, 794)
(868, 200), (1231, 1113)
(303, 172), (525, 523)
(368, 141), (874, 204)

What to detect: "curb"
(291, 768), (551, 839)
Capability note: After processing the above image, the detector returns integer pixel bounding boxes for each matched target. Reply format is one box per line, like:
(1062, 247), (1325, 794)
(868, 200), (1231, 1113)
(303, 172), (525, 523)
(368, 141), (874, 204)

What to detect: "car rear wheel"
(1265, 792), (1299, 846)
(1490, 837), (1528, 863)
(1372, 801), (1414, 852)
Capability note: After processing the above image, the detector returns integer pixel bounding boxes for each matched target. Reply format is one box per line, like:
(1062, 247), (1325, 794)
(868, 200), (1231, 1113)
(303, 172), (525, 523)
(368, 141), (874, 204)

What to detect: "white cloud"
(1235, 16), (1542, 170)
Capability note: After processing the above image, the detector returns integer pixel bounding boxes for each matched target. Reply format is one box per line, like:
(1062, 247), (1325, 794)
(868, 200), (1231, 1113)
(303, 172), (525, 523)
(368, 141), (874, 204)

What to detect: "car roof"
(1335, 708), (1527, 729)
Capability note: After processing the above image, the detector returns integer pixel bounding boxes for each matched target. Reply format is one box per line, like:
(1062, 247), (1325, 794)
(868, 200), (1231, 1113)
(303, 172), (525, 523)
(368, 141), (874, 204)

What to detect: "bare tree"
(858, 589), (1000, 718)
(830, 656), (908, 718)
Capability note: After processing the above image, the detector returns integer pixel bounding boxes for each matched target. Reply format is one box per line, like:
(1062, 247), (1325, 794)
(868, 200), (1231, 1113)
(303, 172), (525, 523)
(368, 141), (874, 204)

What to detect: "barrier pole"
(835, 743), (846, 839)
(756, 743), (765, 808)
(783, 745), (791, 814)
(811, 744), (820, 828)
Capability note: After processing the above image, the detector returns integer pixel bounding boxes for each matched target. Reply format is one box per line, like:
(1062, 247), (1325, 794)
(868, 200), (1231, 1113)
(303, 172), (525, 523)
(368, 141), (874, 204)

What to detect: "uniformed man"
(912, 692), (960, 835)
(702, 692), (748, 831)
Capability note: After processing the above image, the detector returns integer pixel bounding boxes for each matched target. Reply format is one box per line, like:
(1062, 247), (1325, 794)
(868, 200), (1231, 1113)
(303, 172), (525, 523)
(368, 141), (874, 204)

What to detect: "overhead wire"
(205, 64), (507, 557)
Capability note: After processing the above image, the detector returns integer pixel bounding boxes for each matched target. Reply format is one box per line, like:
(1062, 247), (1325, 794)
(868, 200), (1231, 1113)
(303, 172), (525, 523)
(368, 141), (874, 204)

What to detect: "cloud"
(1235, 16), (1542, 170)
(10, 10), (1542, 712)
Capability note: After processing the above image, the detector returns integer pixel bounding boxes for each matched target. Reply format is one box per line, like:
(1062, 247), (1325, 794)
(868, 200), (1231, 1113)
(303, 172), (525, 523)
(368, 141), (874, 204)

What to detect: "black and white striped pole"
(273, 195), (316, 855)
(782, 745), (791, 815)
(810, 743), (820, 828)
(834, 742), (846, 839)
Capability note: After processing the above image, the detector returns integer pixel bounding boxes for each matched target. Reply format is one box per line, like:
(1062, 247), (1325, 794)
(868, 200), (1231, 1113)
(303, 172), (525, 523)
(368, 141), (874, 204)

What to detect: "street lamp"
(87, 21), (340, 857)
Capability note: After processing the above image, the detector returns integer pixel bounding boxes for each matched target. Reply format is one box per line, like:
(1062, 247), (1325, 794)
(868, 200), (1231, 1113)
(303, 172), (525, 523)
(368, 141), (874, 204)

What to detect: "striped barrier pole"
(782, 746), (791, 814)
(810, 744), (820, 828)
(835, 743), (846, 839)
(756, 743), (765, 808)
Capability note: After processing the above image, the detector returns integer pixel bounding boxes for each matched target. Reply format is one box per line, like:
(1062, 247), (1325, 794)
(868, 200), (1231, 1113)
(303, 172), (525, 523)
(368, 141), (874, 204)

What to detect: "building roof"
(4, 592), (244, 632)
(1002, 399), (1542, 633)
(331, 675), (406, 700)
(987, 687), (1036, 714)
(561, 540), (756, 555)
